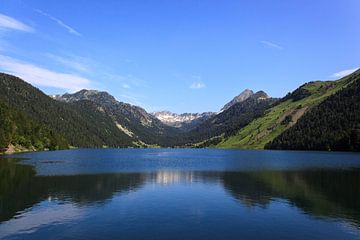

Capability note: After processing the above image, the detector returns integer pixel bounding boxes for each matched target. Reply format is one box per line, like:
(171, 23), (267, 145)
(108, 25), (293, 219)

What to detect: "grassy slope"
(217, 75), (352, 149)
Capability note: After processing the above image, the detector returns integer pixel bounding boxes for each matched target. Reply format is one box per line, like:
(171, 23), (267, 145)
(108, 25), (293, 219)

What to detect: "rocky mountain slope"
(152, 89), (263, 132)
(220, 89), (254, 112)
(53, 89), (181, 146)
(152, 111), (215, 130)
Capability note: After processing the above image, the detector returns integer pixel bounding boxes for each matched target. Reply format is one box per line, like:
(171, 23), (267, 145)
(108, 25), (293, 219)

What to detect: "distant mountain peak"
(152, 111), (214, 123)
(152, 111), (215, 130)
(220, 89), (254, 112)
(51, 89), (168, 132)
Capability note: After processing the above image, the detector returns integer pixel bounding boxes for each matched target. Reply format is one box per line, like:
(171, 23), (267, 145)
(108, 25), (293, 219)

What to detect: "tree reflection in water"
(0, 158), (359, 228)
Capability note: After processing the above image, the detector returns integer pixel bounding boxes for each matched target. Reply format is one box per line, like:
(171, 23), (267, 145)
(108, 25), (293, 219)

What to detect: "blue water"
(0, 148), (359, 240)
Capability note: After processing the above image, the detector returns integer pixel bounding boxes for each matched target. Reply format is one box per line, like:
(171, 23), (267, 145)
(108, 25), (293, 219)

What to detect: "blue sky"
(0, 0), (359, 113)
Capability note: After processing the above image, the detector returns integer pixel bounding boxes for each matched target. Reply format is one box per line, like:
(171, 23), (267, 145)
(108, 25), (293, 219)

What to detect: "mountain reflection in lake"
(0, 149), (359, 240)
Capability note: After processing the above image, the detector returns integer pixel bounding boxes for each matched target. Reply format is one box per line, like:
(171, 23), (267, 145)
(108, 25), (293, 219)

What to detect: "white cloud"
(0, 55), (91, 92)
(331, 67), (359, 78)
(122, 83), (131, 89)
(104, 73), (148, 88)
(34, 8), (81, 36)
(45, 53), (90, 72)
(0, 13), (33, 32)
(260, 40), (283, 50)
(190, 81), (206, 89)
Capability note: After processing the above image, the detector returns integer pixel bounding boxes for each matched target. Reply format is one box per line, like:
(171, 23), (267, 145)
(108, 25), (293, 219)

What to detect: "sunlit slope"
(217, 72), (355, 149)
(266, 69), (360, 151)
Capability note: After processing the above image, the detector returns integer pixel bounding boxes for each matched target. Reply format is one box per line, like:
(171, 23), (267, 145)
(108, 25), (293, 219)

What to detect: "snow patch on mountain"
(152, 111), (215, 129)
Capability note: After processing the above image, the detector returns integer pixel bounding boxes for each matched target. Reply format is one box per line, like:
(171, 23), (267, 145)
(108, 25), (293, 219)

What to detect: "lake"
(0, 148), (359, 240)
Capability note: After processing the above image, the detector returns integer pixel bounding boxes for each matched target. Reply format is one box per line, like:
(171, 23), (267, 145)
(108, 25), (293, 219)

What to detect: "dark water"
(0, 149), (360, 240)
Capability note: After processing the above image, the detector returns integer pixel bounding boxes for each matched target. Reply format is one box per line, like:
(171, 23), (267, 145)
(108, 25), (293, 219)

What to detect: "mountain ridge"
(180, 90), (278, 147)
(151, 111), (215, 131)
(0, 73), (135, 151)
(266, 69), (360, 151)
(220, 89), (256, 112)
(217, 70), (359, 149)
(1, 69), (359, 153)
(51, 89), (181, 147)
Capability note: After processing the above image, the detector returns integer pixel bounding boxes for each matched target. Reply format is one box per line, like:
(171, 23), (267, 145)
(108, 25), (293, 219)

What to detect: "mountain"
(217, 70), (357, 149)
(220, 89), (254, 112)
(53, 90), (181, 147)
(180, 91), (278, 147)
(1, 69), (359, 153)
(0, 73), (135, 151)
(152, 111), (215, 131)
(266, 69), (360, 151)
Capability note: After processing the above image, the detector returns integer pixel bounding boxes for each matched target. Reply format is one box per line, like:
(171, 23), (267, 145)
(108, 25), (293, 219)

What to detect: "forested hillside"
(55, 89), (182, 147)
(0, 101), (68, 153)
(217, 70), (355, 149)
(266, 69), (360, 151)
(1, 69), (359, 153)
(0, 73), (135, 150)
(181, 91), (277, 147)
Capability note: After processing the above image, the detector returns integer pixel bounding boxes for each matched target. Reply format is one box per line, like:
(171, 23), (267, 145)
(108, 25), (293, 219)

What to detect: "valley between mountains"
(1, 69), (360, 153)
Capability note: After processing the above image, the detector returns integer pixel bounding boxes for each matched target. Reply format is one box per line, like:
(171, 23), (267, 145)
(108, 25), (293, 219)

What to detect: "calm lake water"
(0, 148), (360, 240)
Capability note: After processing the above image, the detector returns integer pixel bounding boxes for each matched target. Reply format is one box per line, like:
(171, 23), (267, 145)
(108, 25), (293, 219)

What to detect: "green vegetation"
(217, 72), (354, 149)
(1, 68), (359, 153)
(181, 92), (277, 147)
(266, 69), (360, 151)
(0, 101), (68, 152)
(0, 73), (135, 152)
(54, 89), (183, 147)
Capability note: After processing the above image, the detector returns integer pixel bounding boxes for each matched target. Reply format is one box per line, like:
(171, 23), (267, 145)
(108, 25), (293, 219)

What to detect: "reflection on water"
(221, 171), (360, 222)
(0, 158), (145, 223)
(153, 171), (195, 185)
(0, 149), (360, 240)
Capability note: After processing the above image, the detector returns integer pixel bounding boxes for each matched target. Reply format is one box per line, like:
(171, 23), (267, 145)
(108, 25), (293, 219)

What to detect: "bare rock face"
(220, 89), (255, 112)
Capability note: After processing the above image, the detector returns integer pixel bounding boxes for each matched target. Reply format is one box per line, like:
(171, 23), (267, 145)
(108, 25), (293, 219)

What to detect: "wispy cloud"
(189, 75), (206, 89)
(190, 81), (206, 89)
(105, 73), (148, 88)
(122, 83), (131, 89)
(45, 53), (90, 72)
(331, 67), (359, 79)
(0, 13), (33, 32)
(0, 55), (91, 91)
(116, 93), (149, 109)
(33, 9), (81, 36)
(260, 40), (283, 50)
